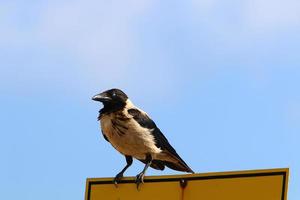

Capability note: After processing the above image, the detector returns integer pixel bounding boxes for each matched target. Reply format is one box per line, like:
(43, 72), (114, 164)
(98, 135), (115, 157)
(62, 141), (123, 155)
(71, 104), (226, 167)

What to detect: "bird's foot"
(135, 172), (145, 190)
(113, 172), (124, 188)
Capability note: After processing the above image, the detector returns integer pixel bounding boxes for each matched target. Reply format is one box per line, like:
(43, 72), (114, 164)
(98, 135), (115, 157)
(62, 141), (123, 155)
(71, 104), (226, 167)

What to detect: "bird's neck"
(100, 102), (125, 115)
(99, 99), (135, 119)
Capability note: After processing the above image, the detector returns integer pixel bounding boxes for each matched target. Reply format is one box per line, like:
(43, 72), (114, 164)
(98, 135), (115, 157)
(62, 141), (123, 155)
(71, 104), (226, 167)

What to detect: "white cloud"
(243, 0), (300, 31)
(34, 0), (179, 100)
(0, 0), (181, 101)
(0, 2), (28, 46)
(1, 0), (300, 98)
(190, 0), (300, 32)
(191, 0), (217, 14)
(38, 0), (153, 72)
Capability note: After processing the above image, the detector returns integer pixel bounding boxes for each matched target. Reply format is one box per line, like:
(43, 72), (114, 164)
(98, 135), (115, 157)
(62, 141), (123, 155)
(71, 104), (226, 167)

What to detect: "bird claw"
(113, 173), (124, 188)
(135, 172), (145, 190)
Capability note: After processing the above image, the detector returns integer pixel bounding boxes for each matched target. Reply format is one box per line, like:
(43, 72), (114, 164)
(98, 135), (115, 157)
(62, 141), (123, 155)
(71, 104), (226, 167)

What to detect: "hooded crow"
(92, 88), (194, 188)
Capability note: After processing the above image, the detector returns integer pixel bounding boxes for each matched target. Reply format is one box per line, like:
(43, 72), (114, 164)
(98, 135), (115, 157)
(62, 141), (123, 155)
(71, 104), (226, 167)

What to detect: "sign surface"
(85, 168), (288, 200)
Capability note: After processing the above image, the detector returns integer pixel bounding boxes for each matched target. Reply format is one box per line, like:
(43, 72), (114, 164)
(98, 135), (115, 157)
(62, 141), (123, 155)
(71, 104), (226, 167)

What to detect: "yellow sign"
(85, 168), (288, 200)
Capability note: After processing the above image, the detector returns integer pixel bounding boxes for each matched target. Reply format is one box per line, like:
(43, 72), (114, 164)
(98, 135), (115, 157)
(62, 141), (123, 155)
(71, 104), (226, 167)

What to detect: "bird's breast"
(100, 113), (161, 159)
(100, 114), (114, 138)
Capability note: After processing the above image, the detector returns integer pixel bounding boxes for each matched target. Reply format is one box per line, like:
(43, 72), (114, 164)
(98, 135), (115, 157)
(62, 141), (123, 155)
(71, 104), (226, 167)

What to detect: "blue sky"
(1, 0), (299, 199)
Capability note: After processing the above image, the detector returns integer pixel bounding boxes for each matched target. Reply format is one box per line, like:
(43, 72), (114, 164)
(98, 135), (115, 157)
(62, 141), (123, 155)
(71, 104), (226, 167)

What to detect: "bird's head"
(92, 88), (128, 110)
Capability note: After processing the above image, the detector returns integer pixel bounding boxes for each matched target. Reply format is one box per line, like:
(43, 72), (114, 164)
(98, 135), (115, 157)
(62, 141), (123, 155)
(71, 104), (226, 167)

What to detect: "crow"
(92, 88), (194, 189)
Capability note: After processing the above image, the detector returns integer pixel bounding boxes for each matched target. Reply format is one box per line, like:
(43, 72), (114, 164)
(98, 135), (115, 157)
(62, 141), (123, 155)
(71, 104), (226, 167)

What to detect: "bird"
(92, 88), (194, 189)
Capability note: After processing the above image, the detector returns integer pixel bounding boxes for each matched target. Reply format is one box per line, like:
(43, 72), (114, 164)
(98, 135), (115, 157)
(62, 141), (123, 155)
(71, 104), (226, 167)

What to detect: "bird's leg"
(114, 155), (133, 187)
(135, 154), (152, 190)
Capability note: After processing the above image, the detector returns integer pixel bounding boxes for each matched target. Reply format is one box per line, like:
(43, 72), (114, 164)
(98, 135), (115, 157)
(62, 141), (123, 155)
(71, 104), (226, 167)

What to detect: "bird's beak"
(92, 93), (112, 102)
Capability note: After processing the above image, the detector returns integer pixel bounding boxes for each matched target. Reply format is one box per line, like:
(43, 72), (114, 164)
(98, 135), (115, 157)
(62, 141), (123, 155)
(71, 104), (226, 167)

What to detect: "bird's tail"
(162, 151), (194, 173)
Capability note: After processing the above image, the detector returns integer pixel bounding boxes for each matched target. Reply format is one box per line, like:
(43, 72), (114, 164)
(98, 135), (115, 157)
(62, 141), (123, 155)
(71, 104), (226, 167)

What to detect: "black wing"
(101, 130), (109, 142)
(128, 108), (193, 173)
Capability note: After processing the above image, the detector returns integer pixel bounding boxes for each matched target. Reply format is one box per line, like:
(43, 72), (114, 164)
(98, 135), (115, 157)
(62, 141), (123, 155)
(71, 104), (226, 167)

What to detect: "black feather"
(128, 108), (193, 173)
(102, 133), (109, 142)
(162, 161), (191, 172)
(139, 159), (165, 170)
(128, 108), (156, 129)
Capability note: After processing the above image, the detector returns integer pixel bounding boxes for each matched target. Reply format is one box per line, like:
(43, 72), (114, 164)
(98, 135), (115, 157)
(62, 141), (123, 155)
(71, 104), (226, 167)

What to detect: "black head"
(92, 88), (128, 113)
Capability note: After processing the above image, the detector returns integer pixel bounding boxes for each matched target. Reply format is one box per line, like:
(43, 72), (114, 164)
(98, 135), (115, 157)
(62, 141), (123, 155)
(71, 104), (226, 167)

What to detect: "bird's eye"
(112, 92), (116, 97)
